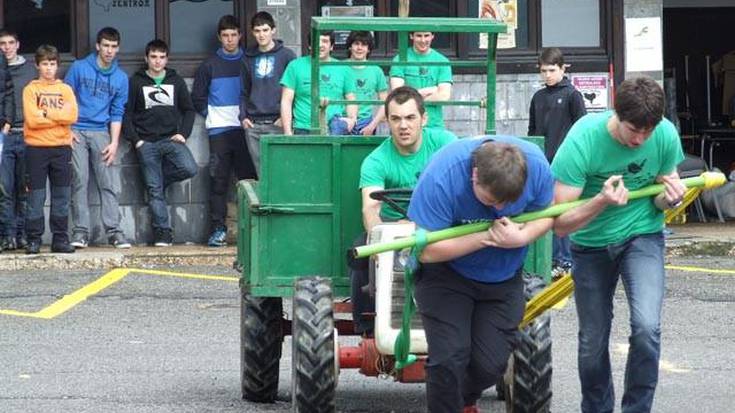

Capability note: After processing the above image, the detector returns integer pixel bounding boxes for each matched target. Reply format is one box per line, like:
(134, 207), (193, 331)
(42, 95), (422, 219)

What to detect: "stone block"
(119, 165), (146, 205)
(188, 123), (210, 166)
(171, 203), (209, 244)
(186, 167), (211, 204)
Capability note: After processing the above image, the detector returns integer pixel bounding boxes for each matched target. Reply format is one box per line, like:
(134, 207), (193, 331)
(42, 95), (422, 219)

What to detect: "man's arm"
(191, 63), (210, 116)
(421, 82), (451, 102)
(361, 186), (383, 232)
(2, 65), (14, 133)
(389, 77), (405, 90)
(281, 87), (295, 135)
(122, 77), (140, 146)
(362, 91), (388, 136)
(553, 176), (628, 237)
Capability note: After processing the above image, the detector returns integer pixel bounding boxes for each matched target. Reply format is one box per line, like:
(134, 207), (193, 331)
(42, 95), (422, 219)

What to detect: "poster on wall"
(571, 74), (610, 112)
(625, 17), (663, 72)
(479, 0), (517, 49)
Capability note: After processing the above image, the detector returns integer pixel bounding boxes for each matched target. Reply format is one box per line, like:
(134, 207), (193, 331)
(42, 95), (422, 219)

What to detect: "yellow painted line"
(128, 268), (239, 282)
(666, 265), (735, 275)
(0, 268), (238, 320)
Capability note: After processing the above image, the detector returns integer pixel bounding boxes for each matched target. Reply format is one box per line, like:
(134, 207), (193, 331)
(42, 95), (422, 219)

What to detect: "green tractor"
(237, 16), (553, 412)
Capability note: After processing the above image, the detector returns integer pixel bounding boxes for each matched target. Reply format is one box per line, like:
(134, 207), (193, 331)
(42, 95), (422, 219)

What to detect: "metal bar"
(327, 99), (486, 107)
(486, 33), (497, 134)
(312, 17), (507, 33)
(319, 60), (488, 67)
(352, 173), (727, 258)
(310, 26), (321, 134)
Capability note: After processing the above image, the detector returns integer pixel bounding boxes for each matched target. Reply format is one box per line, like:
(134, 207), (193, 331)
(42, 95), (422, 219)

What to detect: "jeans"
(328, 116), (374, 136)
(571, 232), (665, 413)
(208, 129), (256, 231)
(244, 122), (282, 175)
(0, 131), (27, 238)
(137, 139), (198, 230)
(553, 233), (572, 264)
(70, 129), (123, 236)
(415, 262), (525, 412)
(25, 146), (72, 243)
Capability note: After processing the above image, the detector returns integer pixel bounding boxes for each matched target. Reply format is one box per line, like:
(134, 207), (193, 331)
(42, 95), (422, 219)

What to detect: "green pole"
(353, 174), (721, 259)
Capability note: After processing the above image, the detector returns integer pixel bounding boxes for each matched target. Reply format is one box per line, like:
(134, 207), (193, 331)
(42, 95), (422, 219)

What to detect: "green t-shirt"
(359, 127), (457, 221)
(551, 111), (685, 247)
(389, 48), (453, 129)
(280, 56), (357, 130)
(351, 64), (388, 121)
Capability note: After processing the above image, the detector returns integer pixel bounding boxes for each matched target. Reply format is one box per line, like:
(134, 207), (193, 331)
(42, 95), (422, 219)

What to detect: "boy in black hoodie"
(528, 47), (586, 274)
(242, 11), (295, 174)
(122, 39), (197, 247)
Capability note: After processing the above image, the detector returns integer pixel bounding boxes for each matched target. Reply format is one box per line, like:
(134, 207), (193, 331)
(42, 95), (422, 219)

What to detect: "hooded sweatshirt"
(64, 53), (128, 131)
(242, 40), (295, 121)
(8, 55), (37, 129)
(528, 76), (586, 160)
(22, 79), (78, 147)
(191, 48), (246, 137)
(122, 67), (196, 146)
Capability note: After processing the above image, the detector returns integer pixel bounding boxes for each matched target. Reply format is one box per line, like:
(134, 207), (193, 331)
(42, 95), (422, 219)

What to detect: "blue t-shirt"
(407, 136), (554, 283)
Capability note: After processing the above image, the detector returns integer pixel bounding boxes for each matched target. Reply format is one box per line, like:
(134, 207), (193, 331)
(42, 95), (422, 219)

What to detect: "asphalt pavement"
(1, 258), (734, 412)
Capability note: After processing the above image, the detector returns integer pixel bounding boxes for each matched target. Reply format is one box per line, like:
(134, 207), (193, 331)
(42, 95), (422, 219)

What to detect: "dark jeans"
(553, 233), (572, 264)
(0, 131), (27, 238)
(328, 116), (374, 136)
(348, 232), (373, 335)
(25, 146), (72, 243)
(415, 262), (525, 412)
(208, 129), (256, 230)
(571, 232), (665, 413)
(137, 139), (198, 230)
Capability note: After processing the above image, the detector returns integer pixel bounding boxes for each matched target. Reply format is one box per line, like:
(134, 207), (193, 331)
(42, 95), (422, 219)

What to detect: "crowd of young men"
(0, 10), (688, 413)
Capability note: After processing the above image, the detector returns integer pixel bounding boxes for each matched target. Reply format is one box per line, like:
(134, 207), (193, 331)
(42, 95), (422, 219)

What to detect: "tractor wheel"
(292, 277), (336, 413)
(504, 312), (552, 413)
(241, 291), (283, 402)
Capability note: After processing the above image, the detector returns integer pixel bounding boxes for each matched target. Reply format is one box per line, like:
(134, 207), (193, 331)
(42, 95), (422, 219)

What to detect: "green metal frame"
(309, 16), (507, 135)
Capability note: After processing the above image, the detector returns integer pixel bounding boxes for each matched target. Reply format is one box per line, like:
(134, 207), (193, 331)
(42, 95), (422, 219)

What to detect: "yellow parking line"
(0, 268), (239, 320)
(666, 265), (735, 275)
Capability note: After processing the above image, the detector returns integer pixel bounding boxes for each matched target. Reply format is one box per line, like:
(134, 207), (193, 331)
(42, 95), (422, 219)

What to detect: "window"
(5, 0), (72, 54)
(169, 0), (234, 54)
(303, 0), (622, 74)
(88, 0), (155, 54)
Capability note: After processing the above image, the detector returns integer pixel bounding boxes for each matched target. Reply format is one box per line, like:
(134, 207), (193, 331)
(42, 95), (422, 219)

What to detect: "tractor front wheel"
(241, 292), (283, 402)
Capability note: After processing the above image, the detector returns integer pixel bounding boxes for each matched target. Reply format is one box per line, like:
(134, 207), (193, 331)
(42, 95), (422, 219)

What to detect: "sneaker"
(1, 235), (16, 251)
(15, 236), (28, 250)
(154, 228), (173, 247)
(109, 232), (132, 249)
(70, 232), (89, 248)
(207, 227), (227, 247)
(26, 240), (41, 255)
(51, 241), (75, 254)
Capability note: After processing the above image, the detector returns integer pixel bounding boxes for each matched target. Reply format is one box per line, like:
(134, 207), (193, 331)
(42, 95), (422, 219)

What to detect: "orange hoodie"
(23, 79), (78, 147)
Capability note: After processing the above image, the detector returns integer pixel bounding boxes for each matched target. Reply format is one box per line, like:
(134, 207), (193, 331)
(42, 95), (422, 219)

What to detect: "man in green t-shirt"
(350, 86), (456, 335)
(280, 31), (357, 135)
(389, 32), (452, 129)
(334, 31), (388, 136)
(551, 77), (686, 413)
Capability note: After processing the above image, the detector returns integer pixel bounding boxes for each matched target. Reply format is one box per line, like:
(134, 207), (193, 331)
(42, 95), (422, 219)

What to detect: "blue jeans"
(137, 139), (198, 230)
(571, 232), (665, 413)
(0, 131), (27, 238)
(552, 233), (572, 264)
(328, 116), (374, 136)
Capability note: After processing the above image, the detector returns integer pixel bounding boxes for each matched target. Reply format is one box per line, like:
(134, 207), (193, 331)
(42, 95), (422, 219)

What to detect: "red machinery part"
(339, 338), (427, 382)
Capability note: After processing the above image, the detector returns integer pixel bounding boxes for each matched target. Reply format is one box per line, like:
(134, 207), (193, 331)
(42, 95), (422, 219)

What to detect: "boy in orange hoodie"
(22, 45), (78, 254)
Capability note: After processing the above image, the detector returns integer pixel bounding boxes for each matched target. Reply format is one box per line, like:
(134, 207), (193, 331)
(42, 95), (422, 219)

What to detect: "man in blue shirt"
(407, 136), (554, 413)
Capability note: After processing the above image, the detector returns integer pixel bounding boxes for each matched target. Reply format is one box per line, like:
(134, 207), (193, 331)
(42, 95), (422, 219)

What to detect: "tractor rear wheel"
(241, 291), (283, 402)
(292, 277), (337, 413)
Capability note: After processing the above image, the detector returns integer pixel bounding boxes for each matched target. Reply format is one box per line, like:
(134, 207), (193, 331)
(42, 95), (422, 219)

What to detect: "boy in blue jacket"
(64, 26), (131, 249)
(192, 15), (256, 247)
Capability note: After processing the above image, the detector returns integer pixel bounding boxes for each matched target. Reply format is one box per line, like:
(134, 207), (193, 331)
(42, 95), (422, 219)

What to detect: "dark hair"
(538, 47), (564, 67)
(308, 31), (335, 48)
(384, 86), (425, 117)
(35, 44), (59, 64)
(346, 31), (374, 58)
(0, 29), (19, 41)
(614, 77), (665, 130)
(218, 14), (240, 34)
(145, 39), (168, 56)
(250, 11), (275, 29)
(96, 27), (120, 44)
(471, 142), (527, 203)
